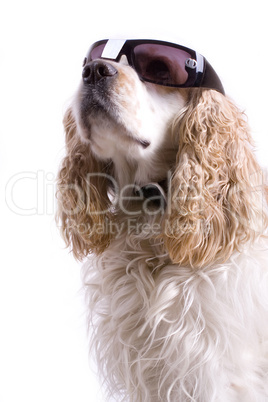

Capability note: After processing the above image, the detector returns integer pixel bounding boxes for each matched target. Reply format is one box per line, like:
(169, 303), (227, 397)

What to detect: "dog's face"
(58, 42), (267, 266)
(72, 55), (188, 178)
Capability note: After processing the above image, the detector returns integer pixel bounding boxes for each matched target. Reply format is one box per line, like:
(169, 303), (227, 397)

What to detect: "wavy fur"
(164, 90), (266, 267)
(57, 55), (268, 401)
(57, 108), (114, 258)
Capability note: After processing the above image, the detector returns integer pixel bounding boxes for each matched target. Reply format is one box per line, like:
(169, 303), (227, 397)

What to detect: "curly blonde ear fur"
(164, 90), (268, 268)
(57, 108), (114, 260)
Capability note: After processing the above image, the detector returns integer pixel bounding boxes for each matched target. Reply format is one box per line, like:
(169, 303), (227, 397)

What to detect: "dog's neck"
(110, 146), (176, 191)
(110, 156), (169, 214)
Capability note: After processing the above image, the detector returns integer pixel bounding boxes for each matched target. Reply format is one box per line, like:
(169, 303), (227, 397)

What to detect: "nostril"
(98, 66), (106, 77)
(82, 61), (118, 85)
(82, 65), (92, 82)
(95, 63), (118, 79)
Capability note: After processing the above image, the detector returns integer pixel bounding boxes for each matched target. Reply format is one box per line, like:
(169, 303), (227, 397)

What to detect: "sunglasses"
(83, 39), (225, 95)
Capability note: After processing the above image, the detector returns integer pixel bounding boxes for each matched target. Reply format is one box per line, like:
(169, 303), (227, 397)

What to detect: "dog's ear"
(163, 90), (267, 268)
(57, 108), (114, 260)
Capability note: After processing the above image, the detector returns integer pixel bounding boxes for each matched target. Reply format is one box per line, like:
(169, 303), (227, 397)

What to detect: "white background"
(1, 0), (267, 401)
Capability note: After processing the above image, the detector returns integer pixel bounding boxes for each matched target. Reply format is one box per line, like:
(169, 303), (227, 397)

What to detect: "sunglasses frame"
(84, 39), (225, 95)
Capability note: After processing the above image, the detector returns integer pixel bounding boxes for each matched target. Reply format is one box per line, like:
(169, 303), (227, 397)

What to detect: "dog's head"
(57, 39), (267, 266)
(73, 57), (188, 187)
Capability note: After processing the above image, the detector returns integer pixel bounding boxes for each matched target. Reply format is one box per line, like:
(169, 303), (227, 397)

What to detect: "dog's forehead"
(101, 39), (126, 59)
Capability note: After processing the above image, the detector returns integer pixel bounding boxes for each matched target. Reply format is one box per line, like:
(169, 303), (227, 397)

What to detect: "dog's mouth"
(80, 85), (115, 121)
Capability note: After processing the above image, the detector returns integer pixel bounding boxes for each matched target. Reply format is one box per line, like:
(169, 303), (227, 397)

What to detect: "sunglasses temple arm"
(200, 59), (225, 95)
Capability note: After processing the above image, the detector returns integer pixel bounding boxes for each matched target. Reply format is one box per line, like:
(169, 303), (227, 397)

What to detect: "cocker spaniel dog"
(57, 39), (268, 401)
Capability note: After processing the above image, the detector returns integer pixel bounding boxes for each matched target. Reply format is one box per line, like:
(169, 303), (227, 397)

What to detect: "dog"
(57, 39), (268, 401)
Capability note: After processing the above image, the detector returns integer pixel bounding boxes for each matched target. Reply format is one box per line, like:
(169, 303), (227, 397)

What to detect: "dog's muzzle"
(80, 60), (119, 124)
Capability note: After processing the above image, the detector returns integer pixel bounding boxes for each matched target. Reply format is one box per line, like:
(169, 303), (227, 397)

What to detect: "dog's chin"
(79, 87), (115, 128)
(77, 94), (151, 157)
(76, 111), (151, 161)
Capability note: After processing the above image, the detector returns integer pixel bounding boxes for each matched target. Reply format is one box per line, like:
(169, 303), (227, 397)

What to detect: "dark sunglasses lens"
(89, 43), (107, 61)
(133, 44), (191, 86)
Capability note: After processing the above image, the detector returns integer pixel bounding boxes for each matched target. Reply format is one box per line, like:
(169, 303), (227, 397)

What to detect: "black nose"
(82, 60), (118, 84)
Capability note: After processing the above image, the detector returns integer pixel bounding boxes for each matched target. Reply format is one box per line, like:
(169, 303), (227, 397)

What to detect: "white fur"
(83, 214), (268, 401)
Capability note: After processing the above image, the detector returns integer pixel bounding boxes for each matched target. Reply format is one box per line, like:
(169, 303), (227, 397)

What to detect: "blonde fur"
(57, 108), (114, 258)
(164, 90), (266, 267)
(57, 55), (268, 401)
